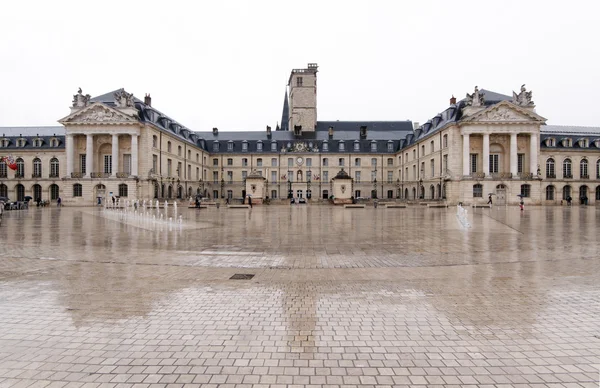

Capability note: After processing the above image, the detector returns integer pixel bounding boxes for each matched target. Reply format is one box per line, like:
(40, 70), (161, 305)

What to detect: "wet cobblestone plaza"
(0, 205), (599, 388)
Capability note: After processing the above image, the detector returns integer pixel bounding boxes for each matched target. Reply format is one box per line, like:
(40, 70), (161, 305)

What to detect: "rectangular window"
(213, 158), (218, 166)
(517, 153), (525, 174)
(307, 170), (312, 181)
(80, 154), (86, 174)
(227, 158), (233, 166)
(227, 190), (233, 199)
(271, 142), (277, 151)
(443, 154), (448, 174)
(323, 171), (328, 182)
(339, 142), (345, 151)
(306, 158), (312, 167)
(288, 170), (293, 182)
(271, 170), (277, 183)
(323, 158), (328, 167)
(323, 142), (329, 151)
(470, 154), (477, 174)
(104, 155), (112, 174)
(521, 184), (531, 198)
(354, 190), (361, 198)
(355, 171), (361, 183)
(177, 162), (182, 177)
(430, 141), (435, 153)
(387, 171), (393, 183)
(123, 154), (131, 175)
(412, 165), (416, 180)
(271, 158), (277, 167)
(0, 162), (6, 178)
(196, 167), (199, 180)
(354, 142), (360, 151)
(490, 154), (499, 173)
(371, 170), (377, 181)
(387, 143), (393, 152)
(473, 184), (483, 197)
(227, 171), (233, 183)
(241, 170), (247, 180)
(242, 158), (248, 167)
(242, 142), (248, 151)
(73, 184), (82, 197)
(288, 158), (293, 167)
(257, 159), (263, 167)
(387, 158), (393, 166)
(167, 159), (172, 176)
(430, 159), (435, 177)
(213, 171), (218, 183)
(152, 155), (157, 173)
(339, 158), (344, 166)
(213, 142), (219, 152)
(297, 77), (303, 86)
(355, 158), (361, 167)
(443, 134), (448, 148)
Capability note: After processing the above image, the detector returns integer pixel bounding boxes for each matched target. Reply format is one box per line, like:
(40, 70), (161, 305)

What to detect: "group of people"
(487, 194), (525, 210)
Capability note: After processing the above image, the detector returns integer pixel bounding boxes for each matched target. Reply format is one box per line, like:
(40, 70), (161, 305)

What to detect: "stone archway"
(95, 184), (106, 205)
(495, 184), (506, 205)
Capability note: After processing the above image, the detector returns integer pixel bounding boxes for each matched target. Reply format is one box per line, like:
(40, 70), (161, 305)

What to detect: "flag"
(1, 156), (17, 170)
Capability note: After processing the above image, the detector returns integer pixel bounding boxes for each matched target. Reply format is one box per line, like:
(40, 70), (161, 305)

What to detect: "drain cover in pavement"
(229, 274), (255, 280)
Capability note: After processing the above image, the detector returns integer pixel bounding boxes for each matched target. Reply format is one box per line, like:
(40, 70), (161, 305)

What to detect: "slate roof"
(0, 127), (65, 150)
(541, 125), (600, 136)
(279, 91), (289, 131)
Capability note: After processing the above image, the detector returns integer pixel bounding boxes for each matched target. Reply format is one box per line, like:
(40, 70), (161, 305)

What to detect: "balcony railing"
(491, 172), (513, 179)
(71, 172), (83, 179)
(49, 173), (59, 178)
(31, 173), (42, 178)
(581, 174), (589, 179)
(546, 174), (556, 178)
(0, 173), (7, 178)
(116, 172), (129, 179)
(564, 174), (573, 179)
(15, 173), (24, 178)
(90, 172), (109, 178)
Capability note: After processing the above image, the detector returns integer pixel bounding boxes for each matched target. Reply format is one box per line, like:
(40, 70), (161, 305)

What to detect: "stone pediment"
(462, 101), (546, 124)
(59, 103), (139, 125)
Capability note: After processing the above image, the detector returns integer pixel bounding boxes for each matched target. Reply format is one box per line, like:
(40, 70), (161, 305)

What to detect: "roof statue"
(512, 84), (534, 106)
(114, 89), (135, 108)
(465, 86), (485, 107)
(72, 87), (91, 108)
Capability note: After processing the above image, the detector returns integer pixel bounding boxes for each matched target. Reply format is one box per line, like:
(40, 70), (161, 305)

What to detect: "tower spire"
(280, 88), (289, 131)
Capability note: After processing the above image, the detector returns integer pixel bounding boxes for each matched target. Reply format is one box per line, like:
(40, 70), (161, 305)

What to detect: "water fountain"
(456, 204), (471, 228)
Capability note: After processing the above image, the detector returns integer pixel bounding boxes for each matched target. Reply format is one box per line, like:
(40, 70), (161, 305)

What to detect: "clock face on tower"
(296, 157), (304, 166)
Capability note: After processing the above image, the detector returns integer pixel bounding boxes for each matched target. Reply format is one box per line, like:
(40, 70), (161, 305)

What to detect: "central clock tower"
(288, 63), (318, 134)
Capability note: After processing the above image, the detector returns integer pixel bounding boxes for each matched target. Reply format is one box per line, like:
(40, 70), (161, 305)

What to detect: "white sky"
(1, 0), (599, 130)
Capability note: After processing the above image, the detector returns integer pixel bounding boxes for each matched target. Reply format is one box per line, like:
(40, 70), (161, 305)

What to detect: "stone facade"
(1, 69), (599, 207)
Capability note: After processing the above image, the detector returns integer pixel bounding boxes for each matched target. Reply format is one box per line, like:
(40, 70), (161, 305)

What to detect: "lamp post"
(287, 174), (292, 199)
(396, 178), (400, 199)
(307, 168), (312, 199)
(419, 178), (423, 199)
(220, 178), (224, 199)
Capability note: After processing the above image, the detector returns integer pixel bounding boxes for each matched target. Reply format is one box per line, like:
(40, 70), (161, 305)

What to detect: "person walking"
(57, 197), (62, 207)
(519, 199), (524, 211)
(487, 194), (493, 205)
(248, 195), (252, 208)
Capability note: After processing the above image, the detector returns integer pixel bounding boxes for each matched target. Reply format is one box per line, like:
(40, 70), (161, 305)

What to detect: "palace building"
(1, 64), (599, 206)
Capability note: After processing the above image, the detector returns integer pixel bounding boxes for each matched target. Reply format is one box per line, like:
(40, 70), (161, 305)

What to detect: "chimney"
(450, 95), (456, 105)
(144, 93), (152, 106)
(360, 125), (367, 139)
(266, 125), (272, 138)
(328, 126), (334, 139)
(413, 122), (420, 130)
(212, 127), (218, 136)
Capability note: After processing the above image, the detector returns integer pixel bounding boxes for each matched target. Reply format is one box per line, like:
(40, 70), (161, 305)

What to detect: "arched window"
(178, 145), (182, 156)
(50, 158), (59, 178)
(580, 159), (588, 178)
(118, 184), (128, 197)
(546, 158), (555, 178)
(545, 185), (555, 200)
(33, 158), (42, 178)
(32, 184), (42, 201)
(152, 135), (157, 148)
(167, 141), (172, 152)
(73, 183), (82, 197)
(49, 184), (59, 200)
(15, 184), (25, 201)
(563, 158), (572, 178)
(473, 184), (483, 197)
(0, 184), (7, 198)
(563, 185), (572, 200)
(443, 134), (448, 148)
(597, 159), (600, 179)
(16, 158), (24, 177)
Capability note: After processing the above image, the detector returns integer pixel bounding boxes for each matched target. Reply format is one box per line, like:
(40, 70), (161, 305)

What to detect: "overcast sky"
(1, 0), (599, 131)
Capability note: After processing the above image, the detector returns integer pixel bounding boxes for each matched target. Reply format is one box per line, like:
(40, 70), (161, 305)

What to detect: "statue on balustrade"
(512, 84), (534, 106)
(114, 89), (135, 108)
(465, 86), (485, 107)
(72, 87), (91, 108)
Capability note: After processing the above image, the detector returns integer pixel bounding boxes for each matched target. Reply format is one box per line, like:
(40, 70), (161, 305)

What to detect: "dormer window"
(322, 141), (328, 151)
(33, 138), (43, 147)
(0, 139), (9, 148)
(353, 141), (360, 151)
(50, 138), (60, 147)
(546, 138), (556, 147)
(578, 139), (588, 148)
(257, 141), (263, 151)
(562, 138), (572, 147)
(338, 141), (345, 152)
(17, 139), (26, 147)
(387, 141), (394, 152)
(242, 141), (248, 152)
(212, 141), (219, 152)
(271, 141), (277, 151)
(594, 139), (600, 148)
(370, 141), (377, 152)
(227, 141), (233, 151)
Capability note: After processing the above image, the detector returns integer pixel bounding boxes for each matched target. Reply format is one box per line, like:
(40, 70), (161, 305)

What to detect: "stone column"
(510, 133), (518, 176)
(462, 133), (470, 176)
(112, 134), (119, 177)
(131, 134), (138, 177)
(86, 134), (94, 177)
(66, 134), (74, 177)
(482, 133), (490, 177)
(530, 133), (538, 175)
